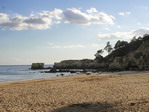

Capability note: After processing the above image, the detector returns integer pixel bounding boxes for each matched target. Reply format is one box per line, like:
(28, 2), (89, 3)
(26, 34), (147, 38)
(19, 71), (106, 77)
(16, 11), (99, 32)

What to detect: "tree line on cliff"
(54, 34), (149, 71)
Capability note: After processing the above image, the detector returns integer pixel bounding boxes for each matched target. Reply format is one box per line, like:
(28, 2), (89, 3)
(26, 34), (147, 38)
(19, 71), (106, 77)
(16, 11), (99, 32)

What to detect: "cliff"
(54, 35), (149, 71)
(110, 36), (149, 70)
(108, 35), (149, 71)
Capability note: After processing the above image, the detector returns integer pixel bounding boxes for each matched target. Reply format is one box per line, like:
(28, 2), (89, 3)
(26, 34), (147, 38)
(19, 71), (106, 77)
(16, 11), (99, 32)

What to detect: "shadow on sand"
(50, 102), (120, 112)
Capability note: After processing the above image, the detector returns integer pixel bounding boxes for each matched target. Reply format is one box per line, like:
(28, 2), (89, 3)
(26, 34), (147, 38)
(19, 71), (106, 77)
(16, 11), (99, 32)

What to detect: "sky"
(1, 0), (149, 65)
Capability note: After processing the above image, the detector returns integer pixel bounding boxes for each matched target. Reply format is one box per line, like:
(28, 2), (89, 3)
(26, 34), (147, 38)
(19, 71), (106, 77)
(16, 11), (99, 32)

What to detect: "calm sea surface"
(0, 65), (72, 82)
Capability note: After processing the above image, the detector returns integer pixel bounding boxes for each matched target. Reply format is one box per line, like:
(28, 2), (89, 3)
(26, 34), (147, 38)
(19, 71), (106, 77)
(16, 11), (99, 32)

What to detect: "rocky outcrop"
(109, 51), (149, 71)
(49, 67), (57, 72)
(54, 59), (96, 69)
(31, 63), (44, 69)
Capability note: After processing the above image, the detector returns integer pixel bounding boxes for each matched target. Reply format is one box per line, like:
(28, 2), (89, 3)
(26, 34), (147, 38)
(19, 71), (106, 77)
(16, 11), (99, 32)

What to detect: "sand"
(0, 72), (149, 112)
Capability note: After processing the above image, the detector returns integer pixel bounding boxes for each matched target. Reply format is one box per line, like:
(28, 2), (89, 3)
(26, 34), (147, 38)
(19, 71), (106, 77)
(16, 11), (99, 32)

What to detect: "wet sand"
(0, 72), (149, 112)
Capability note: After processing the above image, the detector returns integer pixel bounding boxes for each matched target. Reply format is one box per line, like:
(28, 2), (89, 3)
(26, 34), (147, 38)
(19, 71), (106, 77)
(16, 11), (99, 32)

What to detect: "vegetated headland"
(53, 34), (149, 72)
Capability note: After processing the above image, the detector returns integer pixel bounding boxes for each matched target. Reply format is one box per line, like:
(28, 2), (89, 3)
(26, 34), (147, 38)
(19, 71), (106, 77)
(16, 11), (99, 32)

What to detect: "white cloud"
(40, 43), (102, 49)
(118, 12), (131, 16)
(0, 9), (62, 30)
(0, 8), (115, 30)
(0, 15), (53, 30)
(98, 27), (149, 40)
(46, 43), (85, 49)
(63, 45), (85, 48)
(86, 8), (98, 13)
(132, 27), (149, 36)
(39, 9), (63, 20)
(0, 13), (9, 23)
(63, 8), (115, 25)
(98, 32), (132, 40)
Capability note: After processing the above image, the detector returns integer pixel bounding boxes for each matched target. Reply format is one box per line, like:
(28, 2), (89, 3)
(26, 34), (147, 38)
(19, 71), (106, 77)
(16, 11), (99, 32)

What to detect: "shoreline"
(1, 70), (149, 83)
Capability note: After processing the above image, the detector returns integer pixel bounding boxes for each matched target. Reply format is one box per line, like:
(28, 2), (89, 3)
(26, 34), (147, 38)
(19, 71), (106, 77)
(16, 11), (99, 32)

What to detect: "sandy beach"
(0, 72), (149, 112)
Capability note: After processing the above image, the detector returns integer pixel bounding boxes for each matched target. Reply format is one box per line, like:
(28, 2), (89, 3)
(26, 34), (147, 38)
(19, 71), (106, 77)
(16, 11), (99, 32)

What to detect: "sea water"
(0, 65), (72, 82)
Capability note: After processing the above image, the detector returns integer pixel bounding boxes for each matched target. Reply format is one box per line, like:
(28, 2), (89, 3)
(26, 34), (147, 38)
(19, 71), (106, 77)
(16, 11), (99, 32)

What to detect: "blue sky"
(0, 0), (149, 65)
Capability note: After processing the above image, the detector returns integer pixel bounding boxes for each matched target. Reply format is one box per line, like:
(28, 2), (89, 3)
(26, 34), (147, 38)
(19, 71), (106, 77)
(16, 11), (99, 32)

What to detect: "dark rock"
(49, 67), (57, 73)
(70, 71), (76, 73)
(59, 69), (70, 72)
(31, 63), (44, 69)
(60, 74), (64, 76)
(86, 72), (91, 75)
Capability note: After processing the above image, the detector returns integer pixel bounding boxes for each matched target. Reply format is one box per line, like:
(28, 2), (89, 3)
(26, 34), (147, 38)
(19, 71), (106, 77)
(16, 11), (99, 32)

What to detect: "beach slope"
(0, 73), (149, 112)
